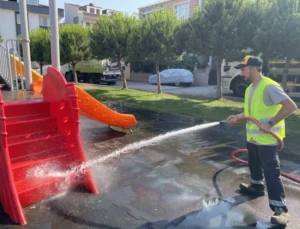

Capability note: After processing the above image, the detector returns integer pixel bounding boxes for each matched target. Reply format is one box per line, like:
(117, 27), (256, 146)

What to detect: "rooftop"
(67, 3), (81, 8)
(38, 4), (64, 11)
(138, 0), (171, 9)
(66, 2), (101, 9)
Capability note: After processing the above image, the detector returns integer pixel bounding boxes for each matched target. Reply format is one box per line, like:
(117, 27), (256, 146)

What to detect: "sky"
(39, 0), (156, 14)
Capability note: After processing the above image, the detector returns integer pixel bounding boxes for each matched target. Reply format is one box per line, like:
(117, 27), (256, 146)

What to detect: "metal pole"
(19, 0), (32, 90)
(49, 0), (60, 70)
(6, 40), (14, 91)
(12, 41), (19, 91)
(16, 39), (25, 90)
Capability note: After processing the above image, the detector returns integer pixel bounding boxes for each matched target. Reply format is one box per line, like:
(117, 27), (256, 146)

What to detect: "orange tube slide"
(11, 58), (137, 129)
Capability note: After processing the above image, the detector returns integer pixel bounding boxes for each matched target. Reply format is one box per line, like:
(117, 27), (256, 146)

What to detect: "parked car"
(149, 69), (194, 87)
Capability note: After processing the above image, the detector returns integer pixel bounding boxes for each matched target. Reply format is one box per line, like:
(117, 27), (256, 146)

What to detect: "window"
(90, 8), (95, 14)
(73, 17), (79, 24)
(174, 2), (189, 20)
(39, 16), (49, 27)
(43, 18), (47, 26)
(96, 9), (101, 15)
(106, 11), (113, 16)
(141, 8), (153, 17)
(27, 0), (39, 5)
(16, 13), (21, 24)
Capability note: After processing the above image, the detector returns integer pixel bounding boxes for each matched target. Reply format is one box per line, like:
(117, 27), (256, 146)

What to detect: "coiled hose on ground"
(230, 117), (300, 183)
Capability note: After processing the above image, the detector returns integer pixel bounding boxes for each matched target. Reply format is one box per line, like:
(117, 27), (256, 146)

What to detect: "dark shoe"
(239, 183), (265, 196)
(271, 208), (289, 226)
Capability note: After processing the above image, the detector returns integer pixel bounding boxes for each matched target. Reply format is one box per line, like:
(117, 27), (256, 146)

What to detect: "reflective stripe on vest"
(246, 123), (285, 134)
(244, 77), (285, 145)
(247, 117), (277, 124)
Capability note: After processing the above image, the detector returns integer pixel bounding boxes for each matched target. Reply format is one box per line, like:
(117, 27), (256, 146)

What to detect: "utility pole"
(19, 0), (32, 90)
(49, 0), (60, 70)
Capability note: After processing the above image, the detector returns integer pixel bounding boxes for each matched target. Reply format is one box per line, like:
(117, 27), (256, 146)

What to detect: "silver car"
(149, 69), (194, 87)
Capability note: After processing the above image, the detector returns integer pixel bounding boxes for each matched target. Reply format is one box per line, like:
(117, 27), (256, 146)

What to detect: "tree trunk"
(262, 58), (270, 76)
(216, 56), (222, 99)
(39, 62), (43, 75)
(72, 63), (78, 84)
(156, 63), (162, 93)
(118, 57), (127, 89)
(282, 57), (291, 92)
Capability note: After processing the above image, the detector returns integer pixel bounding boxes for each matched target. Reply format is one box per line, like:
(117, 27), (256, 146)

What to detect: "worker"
(226, 55), (297, 226)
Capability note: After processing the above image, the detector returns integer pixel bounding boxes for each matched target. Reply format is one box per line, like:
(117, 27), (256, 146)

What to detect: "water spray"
(28, 117), (300, 184)
(28, 121), (220, 179)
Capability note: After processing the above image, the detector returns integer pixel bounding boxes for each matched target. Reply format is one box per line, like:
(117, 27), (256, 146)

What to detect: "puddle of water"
(27, 122), (220, 179)
(202, 197), (225, 208)
(256, 221), (279, 229)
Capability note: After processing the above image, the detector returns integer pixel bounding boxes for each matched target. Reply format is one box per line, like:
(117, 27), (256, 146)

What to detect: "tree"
(0, 35), (3, 43)
(59, 24), (91, 84)
(29, 28), (51, 74)
(130, 9), (181, 93)
(253, 0), (300, 91)
(90, 12), (137, 89)
(178, 0), (255, 99)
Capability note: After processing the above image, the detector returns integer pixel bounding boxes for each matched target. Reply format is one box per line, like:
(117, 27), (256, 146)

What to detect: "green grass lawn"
(84, 87), (300, 135)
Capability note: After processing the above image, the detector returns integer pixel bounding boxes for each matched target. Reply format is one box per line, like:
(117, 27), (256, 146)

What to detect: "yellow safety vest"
(244, 77), (285, 145)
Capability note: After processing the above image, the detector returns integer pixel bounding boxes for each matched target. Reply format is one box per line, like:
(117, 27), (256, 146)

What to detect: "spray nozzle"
(219, 119), (228, 125)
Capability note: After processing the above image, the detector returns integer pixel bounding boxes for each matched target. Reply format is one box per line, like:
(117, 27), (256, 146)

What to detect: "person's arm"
(226, 112), (244, 125)
(259, 85), (297, 132)
(236, 112), (245, 118)
(270, 98), (297, 125)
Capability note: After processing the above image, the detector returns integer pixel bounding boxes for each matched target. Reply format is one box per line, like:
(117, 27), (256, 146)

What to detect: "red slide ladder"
(0, 66), (98, 225)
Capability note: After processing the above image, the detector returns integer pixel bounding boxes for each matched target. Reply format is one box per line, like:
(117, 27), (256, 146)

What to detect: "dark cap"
(234, 55), (262, 69)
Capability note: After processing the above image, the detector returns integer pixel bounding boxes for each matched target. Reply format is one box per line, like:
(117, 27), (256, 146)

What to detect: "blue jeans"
(247, 142), (288, 212)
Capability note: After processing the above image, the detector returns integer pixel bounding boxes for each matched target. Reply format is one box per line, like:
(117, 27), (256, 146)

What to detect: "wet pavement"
(0, 102), (300, 229)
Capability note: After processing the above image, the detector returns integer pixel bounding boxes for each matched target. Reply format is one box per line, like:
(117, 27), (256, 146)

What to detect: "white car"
(149, 69), (194, 87)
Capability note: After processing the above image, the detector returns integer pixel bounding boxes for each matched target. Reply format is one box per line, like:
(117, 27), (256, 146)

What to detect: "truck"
(61, 59), (122, 85)
(221, 59), (300, 97)
(35, 58), (124, 85)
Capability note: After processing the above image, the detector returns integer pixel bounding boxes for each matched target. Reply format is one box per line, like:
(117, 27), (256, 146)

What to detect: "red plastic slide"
(0, 67), (98, 225)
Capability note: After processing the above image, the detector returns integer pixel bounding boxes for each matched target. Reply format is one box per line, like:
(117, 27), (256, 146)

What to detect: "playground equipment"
(0, 46), (137, 225)
(0, 66), (100, 225)
(0, 1), (137, 224)
(0, 55), (136, 226)
(10, 55), (137, 130)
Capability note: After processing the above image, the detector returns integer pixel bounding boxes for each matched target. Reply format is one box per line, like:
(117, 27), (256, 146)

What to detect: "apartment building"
(138, 0), (203, 19)
(64, 3), (102, 27)
(65, 2), (121, 28)
(0, 0), (64, 46)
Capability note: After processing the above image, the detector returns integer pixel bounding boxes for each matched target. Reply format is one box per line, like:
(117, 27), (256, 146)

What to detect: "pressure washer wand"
(219, 119), (228, 125)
